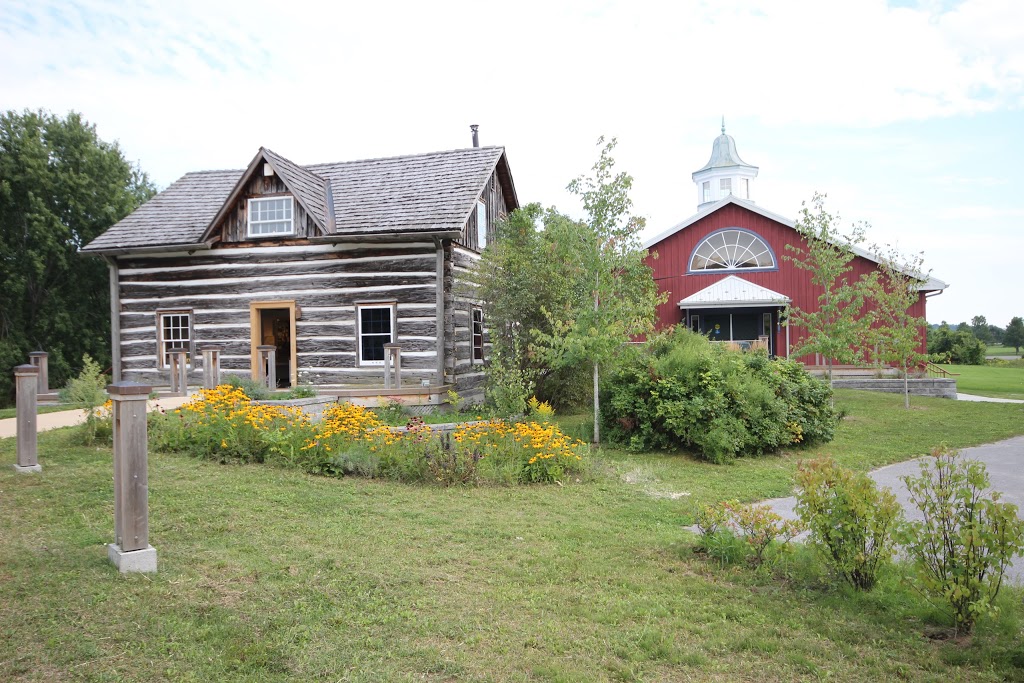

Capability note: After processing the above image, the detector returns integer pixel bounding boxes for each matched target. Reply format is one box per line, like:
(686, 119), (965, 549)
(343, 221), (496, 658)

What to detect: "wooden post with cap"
(107, 381), (157, 573)
(14, 365), (41, 473)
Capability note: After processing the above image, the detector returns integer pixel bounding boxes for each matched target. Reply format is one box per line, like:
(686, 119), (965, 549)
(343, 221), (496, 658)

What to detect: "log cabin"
(83, 138), (517, 405)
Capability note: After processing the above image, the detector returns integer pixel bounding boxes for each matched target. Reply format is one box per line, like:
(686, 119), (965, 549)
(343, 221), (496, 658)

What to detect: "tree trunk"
(593, 361), (600, 445)
(826, 356), (835, 407)
(903, 362), (910, 409)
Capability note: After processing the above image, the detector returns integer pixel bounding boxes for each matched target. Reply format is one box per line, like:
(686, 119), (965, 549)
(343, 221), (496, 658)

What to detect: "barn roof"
(83, 146), (515, 254)
(642, 195), (949, 293)
(677, 275), (791, 309)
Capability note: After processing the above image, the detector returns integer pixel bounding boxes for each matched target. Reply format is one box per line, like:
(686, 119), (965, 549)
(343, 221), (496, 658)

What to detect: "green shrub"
(59, 354), (110, 445)
(485, 340), (534, 417)
(603, 327), (838, 462)
(794, 458), (901, 590)
(900, 445), (1024, 633)
(724, 501), (804, 568)
(927, 325), (986, 365)
(222, 373), (273, 401)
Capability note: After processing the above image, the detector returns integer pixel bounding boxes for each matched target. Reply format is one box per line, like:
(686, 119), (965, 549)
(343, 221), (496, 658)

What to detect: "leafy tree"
(1005, 316), (1024, 355)
(530, 138), (663, 443)
(927, 323), (986, 365)
(0, 110), (155, 404)
(864, 245), (931, 408)
(783, 193), (868, 391)
(970, 315), (992, 344)
(476, 204), (593, 412)
(987, 324), (1004, 345)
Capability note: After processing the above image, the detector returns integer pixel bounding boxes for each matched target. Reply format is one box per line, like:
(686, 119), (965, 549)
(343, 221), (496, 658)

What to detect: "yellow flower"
(220, 440), (227, 448)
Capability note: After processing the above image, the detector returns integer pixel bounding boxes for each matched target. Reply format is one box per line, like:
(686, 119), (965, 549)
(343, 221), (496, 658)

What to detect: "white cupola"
(692, 119), (759, 210)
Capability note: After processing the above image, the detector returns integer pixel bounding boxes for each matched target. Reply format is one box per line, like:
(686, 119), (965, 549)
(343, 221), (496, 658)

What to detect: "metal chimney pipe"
(470, 124), (479, 148)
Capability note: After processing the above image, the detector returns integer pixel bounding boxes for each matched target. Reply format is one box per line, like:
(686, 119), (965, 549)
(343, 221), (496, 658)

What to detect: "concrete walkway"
(0, 394), (197, 439)
(957, 393), (1024, 404)
(764, 434), (1024, 583)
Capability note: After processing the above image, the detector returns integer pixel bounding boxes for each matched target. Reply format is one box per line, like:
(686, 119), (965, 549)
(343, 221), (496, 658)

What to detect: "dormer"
(692, 121), (759, 210)
(202, 147), (334, 245)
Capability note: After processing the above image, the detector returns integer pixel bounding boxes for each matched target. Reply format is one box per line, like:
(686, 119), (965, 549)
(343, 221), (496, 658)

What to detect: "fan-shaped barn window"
(689, 228), (777, 272)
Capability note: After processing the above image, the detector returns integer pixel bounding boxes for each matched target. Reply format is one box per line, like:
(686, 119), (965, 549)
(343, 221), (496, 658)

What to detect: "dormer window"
(248, 197), (294, 237)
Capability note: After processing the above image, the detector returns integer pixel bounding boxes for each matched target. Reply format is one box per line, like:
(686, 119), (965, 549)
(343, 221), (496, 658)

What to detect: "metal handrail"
(925, 362), (960, 378)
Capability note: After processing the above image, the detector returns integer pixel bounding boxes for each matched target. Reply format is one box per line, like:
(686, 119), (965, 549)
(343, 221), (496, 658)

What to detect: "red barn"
(643, 127), (947, 362)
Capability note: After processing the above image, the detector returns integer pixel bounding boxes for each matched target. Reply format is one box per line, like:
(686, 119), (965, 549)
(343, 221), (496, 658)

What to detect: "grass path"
(2, 391), (1024, 681)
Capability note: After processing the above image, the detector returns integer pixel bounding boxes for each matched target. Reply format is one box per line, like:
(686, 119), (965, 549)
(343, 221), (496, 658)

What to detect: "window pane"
(361, 334), (387, 362)
(361, 308), (391, 334)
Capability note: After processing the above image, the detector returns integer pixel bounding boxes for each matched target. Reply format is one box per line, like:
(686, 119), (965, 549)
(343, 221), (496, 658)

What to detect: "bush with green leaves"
(794, 458), (901, 590)
(900, 445), (1024, 634)
(603, 327), (838, 462)
(222, 373), (273, 401)
(927, 324), (986, 365)
(694, 500), (802, 568)
(58, 354), (110, 444)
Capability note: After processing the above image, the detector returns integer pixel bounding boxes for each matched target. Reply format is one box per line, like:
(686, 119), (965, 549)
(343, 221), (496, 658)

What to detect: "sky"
(1, 0), (1022, 326)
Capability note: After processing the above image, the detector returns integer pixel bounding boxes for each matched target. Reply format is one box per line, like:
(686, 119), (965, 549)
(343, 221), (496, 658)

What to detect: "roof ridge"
(304, 145), (504, 170)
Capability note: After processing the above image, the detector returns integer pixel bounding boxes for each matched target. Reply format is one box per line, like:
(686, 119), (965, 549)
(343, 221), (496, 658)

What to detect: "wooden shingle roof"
(83, 146), (513, 253)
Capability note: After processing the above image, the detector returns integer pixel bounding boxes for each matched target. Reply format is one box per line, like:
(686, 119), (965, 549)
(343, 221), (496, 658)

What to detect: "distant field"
(949, 364), (1024, 400)
(986, 344), (1021, 357)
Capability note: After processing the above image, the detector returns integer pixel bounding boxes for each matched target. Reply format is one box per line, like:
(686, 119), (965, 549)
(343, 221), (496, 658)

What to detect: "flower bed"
(150, 386), (589, 486)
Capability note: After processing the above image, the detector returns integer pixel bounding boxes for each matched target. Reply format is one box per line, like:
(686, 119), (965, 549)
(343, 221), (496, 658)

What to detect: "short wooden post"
(107, 382), (156, 573)
(14, 365), (41, 473)
(384, 344), (402, 389)
(257, 345), (276, 390)
(168, 349), (188, 396)
(200, 345), (222, 389)
(28, 351), (48, 394)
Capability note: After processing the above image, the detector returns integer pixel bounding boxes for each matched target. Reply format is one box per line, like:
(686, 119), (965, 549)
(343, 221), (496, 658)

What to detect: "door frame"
(249, 300), (298, 388)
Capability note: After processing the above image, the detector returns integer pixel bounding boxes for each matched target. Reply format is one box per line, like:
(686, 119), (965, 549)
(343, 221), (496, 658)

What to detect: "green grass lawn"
(986, 344), (1022, 357)
(946, 364), (1024, 400)
(2, 392), (1024, 681)
(0, 404), (83, 420)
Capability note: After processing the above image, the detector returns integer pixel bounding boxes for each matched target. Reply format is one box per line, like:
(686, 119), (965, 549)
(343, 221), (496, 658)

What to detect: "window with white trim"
(720, 178), (732, 196)
(157, 311), (192, 368)
(477, 199), (488, 249)
(702, 181), (710, 203)
(357, 304), (395, 365)
(472, 307), (484, 362)
(689, 229), (776, 271)
(743, 178), (750, 199)
(247, 196), (294, 237)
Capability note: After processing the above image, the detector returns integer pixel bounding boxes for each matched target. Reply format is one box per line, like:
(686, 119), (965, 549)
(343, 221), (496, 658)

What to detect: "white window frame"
(720, 178), (732, 196)
(247, 196), (294, 238)
(477, 199), (488, 249)
(157, 310), (193, 369)
(472, 307), (484, 363)
(356, 303), (396, 366)
(702, 181), (710, 203)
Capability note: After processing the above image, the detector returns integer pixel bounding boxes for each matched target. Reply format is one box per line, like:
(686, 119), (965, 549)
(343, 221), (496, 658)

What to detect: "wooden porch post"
(28, 352), (48, 394)
(257, 345), (276, 390)
(200, 345), (222, 390)
(168, 349), (188, 396)
(107, 381), (156, 573)
(384, 344), (401, 389)
(14, 365), (41, 473)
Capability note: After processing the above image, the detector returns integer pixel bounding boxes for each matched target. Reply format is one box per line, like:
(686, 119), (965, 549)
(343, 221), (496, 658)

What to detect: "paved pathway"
(764, 434), (1024, 583)
(957, 393), (1024, 404)
(0, 394), (197, 439)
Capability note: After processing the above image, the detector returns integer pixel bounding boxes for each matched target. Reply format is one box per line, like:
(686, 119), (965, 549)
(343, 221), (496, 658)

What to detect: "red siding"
(645, 204), (930, 363)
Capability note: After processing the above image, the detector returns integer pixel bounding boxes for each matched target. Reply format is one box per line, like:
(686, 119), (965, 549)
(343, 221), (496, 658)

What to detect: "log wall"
(459, 168), (510, 252)
(115, 241), (442, 387)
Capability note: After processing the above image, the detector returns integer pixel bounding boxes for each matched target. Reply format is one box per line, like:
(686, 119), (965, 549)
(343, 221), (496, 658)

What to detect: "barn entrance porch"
(677, 275), (792, 357)
(688, 309), (779, 355)
(250, 301), (297, 388)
